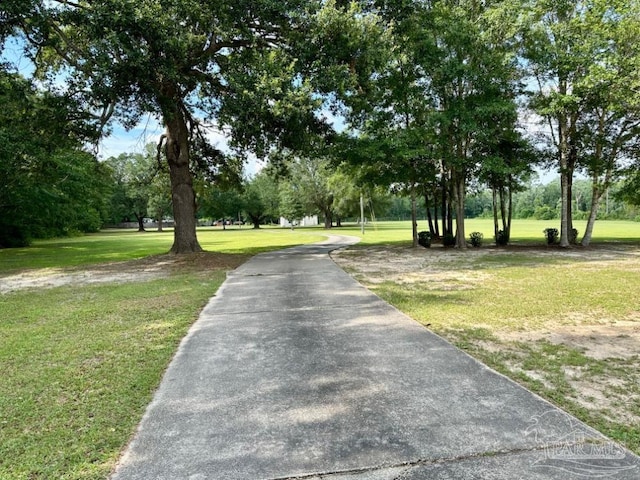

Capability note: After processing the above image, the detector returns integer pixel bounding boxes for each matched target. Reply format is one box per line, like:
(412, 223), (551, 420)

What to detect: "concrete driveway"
(111, 235), (640, 479)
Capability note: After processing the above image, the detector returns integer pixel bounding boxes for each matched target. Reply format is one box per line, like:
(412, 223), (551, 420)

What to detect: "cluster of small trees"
(0, 71), (112, 247)
(463, 178), (640, 223)
(105, 151), (384, 231)
(2, 1), (640, 250)
(329, 0), (640, 248)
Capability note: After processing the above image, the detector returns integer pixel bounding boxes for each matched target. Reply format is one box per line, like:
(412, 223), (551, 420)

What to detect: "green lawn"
(335, 218), (640, 245)
(0, 227), (326, 273)
(332, 220), (640, 455)
(0, 226), (325, 480)
(1, 219), (640, 479)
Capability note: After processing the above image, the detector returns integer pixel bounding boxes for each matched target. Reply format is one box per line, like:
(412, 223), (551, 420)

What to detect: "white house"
(279, 215), (319, 228)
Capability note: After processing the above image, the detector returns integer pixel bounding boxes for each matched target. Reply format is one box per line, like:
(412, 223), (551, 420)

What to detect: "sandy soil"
(0, 252), (248, 294)
(332, 243), (640, 357)
(332, 243), (640, 427)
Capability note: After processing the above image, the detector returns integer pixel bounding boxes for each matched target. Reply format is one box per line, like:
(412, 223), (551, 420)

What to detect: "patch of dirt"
(0, 252), (248, 294)
(332, 243), (640, 431)
(499, 322), (640, 360)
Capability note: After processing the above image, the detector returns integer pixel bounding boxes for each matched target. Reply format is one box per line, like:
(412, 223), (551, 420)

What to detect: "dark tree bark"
(410, 185), (418, 248)
(247, 212), (262, 229)
(134, 213), (145, 232)
(452, 171), (466, 249)
(163, 101), (203, 254)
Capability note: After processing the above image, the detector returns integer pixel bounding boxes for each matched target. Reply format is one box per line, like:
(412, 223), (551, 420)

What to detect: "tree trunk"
(164, 108), (203, 254)
(582, 111), (611, 247)
(135, 213), (145, 232)
(452, 172), (466, 249)
(324, 210), (332, 229)
(249, 213), (261, 229)
(411, 186), (418, 248)
(499, 186), (507, 233)
(560, 169), (572, 247)
(440, 168), (448, 237)
(425, 193), (435, 237)
(507, 185), (513, 242)
(582, 182), (603, 247)
(157, 215), (163, 232)
(492, 187), (499, 241)
(447, 194), (454, 237)
(557, 80), (576, 248)
(432, 191), (440, 238)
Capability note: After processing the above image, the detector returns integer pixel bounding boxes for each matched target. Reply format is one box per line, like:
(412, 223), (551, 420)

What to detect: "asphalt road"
(111, 235), (640, 479)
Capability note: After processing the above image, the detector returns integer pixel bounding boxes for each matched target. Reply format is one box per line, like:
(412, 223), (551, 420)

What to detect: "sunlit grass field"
(2, 218), (639, 273)
(1, 219), (640, 478)
(0, 227), (326, 273)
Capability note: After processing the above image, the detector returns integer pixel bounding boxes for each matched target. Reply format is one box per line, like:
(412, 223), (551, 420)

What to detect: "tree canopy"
(0, 70), (110, 247)
(2, 0), (640, 249)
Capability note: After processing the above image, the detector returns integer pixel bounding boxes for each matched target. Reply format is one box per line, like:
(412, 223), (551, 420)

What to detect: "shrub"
(534, 206), (557, 220)
(495, 229), (509, 246)
(418, 231), (431, 248)
(443, 233), (456, 247)
(543, 227), (559, 245)
(569, 228), (579, 245)
(469, 231), (483, 247)
(0, 225), (31, 248)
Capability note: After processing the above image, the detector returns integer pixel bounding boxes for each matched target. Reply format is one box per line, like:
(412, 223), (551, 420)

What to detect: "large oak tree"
(10, 0), (328, 253)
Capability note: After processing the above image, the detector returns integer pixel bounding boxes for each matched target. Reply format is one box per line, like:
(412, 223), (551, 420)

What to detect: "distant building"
(279, 215), (319, 227)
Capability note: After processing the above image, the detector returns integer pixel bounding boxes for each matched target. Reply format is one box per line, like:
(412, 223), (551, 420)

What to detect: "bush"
(569, 228), (579, 245)
(0, 224), (31, 248)
(543, 227), (559, 245)
(418, 231), (431, 248)
(534, 206), (557, 220)
(443, 233), (456, 247)
(469, 231), (483, 247)
(495, 229), (509, 246)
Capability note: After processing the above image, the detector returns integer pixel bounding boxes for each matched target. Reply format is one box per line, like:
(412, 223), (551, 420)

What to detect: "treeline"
(0, 72), (111, 247)
(3, 1), (640, 251)
(382, 179), (640, 223)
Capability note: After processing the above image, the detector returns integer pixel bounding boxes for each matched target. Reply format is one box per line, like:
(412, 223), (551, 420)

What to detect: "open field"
(0, 227), (325, 480)
(1, 220), (640, 478)
(332, 220), (640, 455)
(335, 218), (640, 245)
(0, 227), (326, 273)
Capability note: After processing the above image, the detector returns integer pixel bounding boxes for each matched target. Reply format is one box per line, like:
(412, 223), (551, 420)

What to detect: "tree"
(575, 1), (640, 245)
(12, 0), (346, 253)
(105, 152), (156, 231)
(278, 181), (305, 230)
(199, 187), (244, 230)
(427, 0), (522, 248)
(243, 171), (280, 229)
(288, 157), (337, 228)
(478, 128), (535, 244)
(0, 70), (109, 247)
(147, 172), (173, 232)
(520, 0), (640, 246)
(334, 1), (523, 249)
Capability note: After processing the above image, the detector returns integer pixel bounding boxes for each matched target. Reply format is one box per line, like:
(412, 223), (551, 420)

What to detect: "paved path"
(112, 236), (640, 479)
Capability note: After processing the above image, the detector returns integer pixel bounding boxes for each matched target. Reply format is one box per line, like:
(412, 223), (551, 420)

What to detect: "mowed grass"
(0, 226), (326, 273)
(336, 218), (640, 245)
(333, 219), (640, 455)
(2, 219), (640, 479)
(0, 272), (227, 479)
(0, 226), (325, 480)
